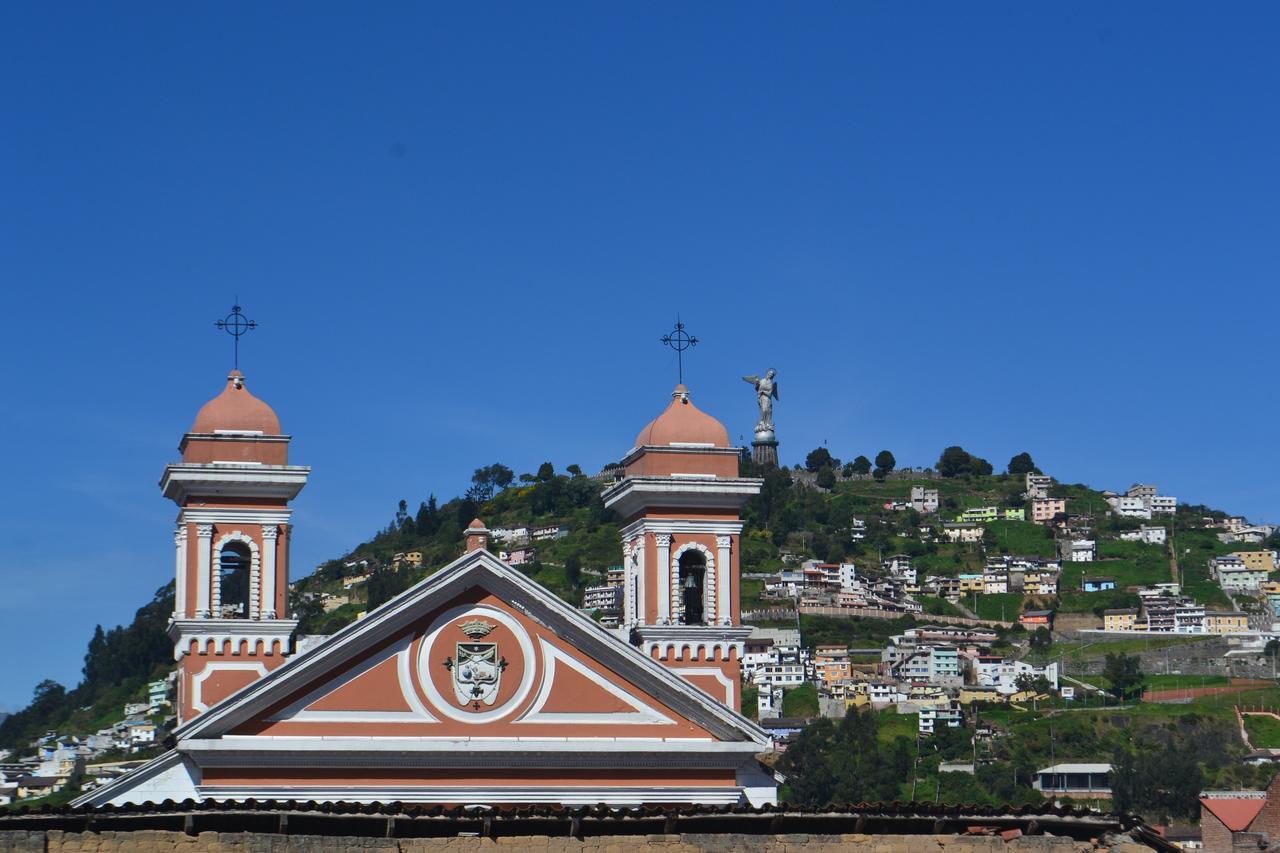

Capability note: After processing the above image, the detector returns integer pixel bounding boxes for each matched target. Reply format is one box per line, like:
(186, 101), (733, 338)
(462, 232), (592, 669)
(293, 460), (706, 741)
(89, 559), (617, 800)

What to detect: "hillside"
(4, 448), (1274, 794)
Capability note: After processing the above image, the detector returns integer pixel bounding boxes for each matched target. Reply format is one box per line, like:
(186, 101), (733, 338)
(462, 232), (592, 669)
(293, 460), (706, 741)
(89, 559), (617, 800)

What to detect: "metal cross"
(215, 302), (257, 369)
(660, 318), (698, 385)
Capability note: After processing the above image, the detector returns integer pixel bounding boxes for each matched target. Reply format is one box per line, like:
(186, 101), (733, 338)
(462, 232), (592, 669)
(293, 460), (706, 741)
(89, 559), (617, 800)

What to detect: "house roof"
(1199, 797), (1266, 831)
(1036, 764), (1111, 774)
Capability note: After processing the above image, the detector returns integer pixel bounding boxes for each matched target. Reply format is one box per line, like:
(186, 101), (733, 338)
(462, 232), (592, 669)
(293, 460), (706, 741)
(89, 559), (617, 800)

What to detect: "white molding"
(212, 531), (260, 619)
(180, 508), (293, 526)
(70, 751), (200, 808)
(161, 463), (310, 504)
(192, 662), (269, 713)
(619, 518), (744, 539)
(169, 618), (297, 659)
(266, 632), (437, 724)
(415, 604), (537, 724)
(603, 476), (761, 519)
(193, 784), (747, 806)
(672, 666), (736, 706)
(670, 541), (715, 625)
(516, 638), (673, 726)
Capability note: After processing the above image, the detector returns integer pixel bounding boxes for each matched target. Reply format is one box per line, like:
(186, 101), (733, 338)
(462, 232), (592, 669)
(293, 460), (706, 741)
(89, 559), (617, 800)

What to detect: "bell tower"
(602, 384), (762, 711)
(163, 369), (309, 724)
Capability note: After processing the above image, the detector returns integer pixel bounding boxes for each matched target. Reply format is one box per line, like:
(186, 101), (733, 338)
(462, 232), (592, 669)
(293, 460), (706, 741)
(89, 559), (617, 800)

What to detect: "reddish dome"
(634, 385), (732, 448)
(191, 370), (283, 435)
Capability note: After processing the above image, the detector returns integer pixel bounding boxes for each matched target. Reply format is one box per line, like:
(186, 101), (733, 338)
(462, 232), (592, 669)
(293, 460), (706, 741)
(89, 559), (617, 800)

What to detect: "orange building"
(78, 374), (774, 809)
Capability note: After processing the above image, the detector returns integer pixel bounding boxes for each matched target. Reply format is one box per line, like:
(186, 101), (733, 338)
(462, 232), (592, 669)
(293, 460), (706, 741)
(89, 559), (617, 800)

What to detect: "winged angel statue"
(742, 368), (779, 431)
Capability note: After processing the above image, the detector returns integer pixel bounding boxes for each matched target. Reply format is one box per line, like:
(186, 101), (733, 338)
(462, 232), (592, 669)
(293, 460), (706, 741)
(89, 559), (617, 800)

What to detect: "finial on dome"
(215, 302), (258, 370)
(659, 318), (698, 386)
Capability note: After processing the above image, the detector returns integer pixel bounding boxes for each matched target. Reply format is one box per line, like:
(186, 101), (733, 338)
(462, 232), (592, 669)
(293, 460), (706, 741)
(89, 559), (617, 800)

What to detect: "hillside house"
(943, 522), (983, 543)
(1104, 608), (1138, 632)
(1119, 525), (1167, 545)
(1025, 474), (1052, 500)
(1082, 577), (1116, 593)
(1034, 764), (1111, 797)
(1031, 497), (1067, 524)
(910, 486), (939, 514)
(1064, 539), (1096, 562)
(1204, 612), (1250, 634)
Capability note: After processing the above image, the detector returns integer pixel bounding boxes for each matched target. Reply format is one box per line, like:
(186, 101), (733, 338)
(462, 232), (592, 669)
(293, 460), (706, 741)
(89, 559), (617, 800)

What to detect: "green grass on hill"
(984, 520), (1056, 558)
(1245, 714), (1280, 748)
(973, 592), (1024, 622)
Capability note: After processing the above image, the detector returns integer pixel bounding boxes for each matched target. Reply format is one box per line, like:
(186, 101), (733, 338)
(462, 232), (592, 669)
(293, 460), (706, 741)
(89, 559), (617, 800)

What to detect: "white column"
(655, 534), (671, 624)
(248, 542), (261, 621)
(704, 549), (717, 624)
(261, 526), (278, 619)
(195, 525), (213, 618)
(717, 535), (733, 626)
(173, 525), (188, 617)
(621, 540), (635, 627)
(634, 537), (647, 626)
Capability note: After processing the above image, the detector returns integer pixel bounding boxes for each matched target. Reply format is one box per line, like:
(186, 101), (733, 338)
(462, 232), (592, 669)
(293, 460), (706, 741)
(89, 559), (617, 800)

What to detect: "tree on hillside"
(805, 447), (836, 472)
(468, 464), (515, 502)
(1111, 742), (1203, 821)
(816, 467), (837, 489)
(415, 495), (439, 536)
(873, 450), (896, 481)
(849, 455), (872, 476)
(937, 446), (994, 478)
(536, 462), (556, 482)
(564, 554), (582, 589)
(566, 464), (583, 477)
(1103, 653), (1145, 700)
(1007, 452), (1039, 476)
(777, 708), (912, 806)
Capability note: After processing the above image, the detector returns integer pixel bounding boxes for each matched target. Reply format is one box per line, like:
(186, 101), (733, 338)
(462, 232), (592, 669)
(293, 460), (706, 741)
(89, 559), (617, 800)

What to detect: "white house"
(911, 486), (939, 514)
(1068, 540), (1096, 562)
(1120, 525), (1167, 546)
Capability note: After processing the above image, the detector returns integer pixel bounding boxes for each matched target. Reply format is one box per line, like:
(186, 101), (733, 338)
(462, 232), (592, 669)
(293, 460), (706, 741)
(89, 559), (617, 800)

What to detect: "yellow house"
(958, 574), (984, 592)
(1232, 551), (1277, 572)
(1204, 612), (1249, 634)
(1103, 608), (1139, 632)
(1261, 580), (1280, 596)
(959, 686), (1006, 705)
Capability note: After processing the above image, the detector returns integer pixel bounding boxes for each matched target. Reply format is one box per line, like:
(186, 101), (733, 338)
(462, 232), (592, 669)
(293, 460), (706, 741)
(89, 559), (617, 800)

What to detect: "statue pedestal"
(752, 427), (778, 468)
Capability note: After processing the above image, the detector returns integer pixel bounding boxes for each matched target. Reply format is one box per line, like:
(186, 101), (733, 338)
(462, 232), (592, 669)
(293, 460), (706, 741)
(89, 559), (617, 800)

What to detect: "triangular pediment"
(177, 549), (767, 747)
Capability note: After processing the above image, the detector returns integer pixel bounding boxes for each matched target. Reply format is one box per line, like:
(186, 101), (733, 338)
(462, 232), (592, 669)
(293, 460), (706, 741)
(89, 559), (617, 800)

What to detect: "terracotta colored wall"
(181, 437), (288, 465)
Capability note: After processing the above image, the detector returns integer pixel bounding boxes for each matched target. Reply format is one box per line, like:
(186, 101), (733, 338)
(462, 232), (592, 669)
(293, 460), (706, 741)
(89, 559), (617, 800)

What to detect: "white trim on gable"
(265, 632), (438, 724)
(516, 638), (674, 726)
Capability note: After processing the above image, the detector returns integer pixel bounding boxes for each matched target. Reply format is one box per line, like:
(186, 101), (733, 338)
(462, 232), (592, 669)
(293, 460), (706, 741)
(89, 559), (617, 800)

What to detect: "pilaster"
(654, 534), (671, 623)
(195, 524), (213, 618)
(261, 526), (278, 619)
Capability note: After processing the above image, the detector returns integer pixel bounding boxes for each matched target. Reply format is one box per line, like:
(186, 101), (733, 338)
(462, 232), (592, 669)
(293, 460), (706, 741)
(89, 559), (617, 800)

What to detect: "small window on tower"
(218, 542), (252, 618)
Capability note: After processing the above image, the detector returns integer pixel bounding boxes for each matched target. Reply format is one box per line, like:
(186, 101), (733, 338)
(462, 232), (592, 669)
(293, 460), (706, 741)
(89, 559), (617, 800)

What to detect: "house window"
(678, 549), (706, 625)
(218, 541), (252, 618)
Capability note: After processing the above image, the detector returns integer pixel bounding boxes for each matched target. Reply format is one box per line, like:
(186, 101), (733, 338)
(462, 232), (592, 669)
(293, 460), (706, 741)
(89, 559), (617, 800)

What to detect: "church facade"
(76, 370), (776, 808)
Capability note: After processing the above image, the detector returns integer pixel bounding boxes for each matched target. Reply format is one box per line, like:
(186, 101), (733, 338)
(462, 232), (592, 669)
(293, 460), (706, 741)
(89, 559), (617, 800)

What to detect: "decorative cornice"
(620, 518), (745, 539)
(603, 476), (762, 520)
(160, 463), (310, 504)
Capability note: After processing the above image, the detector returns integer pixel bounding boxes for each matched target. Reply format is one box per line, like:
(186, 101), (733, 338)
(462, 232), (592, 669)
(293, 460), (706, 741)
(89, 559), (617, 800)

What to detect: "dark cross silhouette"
(660, 318), (698, 385)
(215, 302), (257, 369)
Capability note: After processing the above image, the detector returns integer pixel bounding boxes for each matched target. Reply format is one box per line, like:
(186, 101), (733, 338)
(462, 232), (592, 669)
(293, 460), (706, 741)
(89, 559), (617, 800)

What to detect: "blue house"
(1082, 577), (1117, 593)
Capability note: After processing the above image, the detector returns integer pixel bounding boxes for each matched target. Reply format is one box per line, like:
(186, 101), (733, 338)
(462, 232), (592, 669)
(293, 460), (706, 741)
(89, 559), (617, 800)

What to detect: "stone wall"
(0, 830), (1152, 853)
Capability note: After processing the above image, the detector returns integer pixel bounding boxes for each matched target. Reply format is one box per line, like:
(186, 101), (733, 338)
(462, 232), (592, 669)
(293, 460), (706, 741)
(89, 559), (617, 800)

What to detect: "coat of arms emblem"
(442, 619), (508, 709)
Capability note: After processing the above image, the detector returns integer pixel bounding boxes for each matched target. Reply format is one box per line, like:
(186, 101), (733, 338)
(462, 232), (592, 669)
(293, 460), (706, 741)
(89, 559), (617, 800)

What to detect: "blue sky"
(2, 3), (1278, 710)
